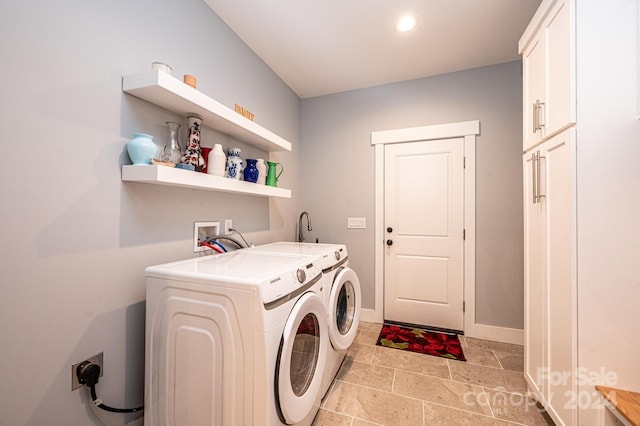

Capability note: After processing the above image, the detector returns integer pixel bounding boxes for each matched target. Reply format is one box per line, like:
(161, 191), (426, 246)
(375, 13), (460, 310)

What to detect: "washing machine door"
(276, 291), (328, 424)
(328, 267), (361, 351)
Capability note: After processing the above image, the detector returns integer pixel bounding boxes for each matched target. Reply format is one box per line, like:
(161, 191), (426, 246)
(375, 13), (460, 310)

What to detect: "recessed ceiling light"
(395, 16), (417, 32)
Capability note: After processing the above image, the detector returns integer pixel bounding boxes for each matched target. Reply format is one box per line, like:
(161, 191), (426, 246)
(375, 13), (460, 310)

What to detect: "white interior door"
(384, 138), (464, 331)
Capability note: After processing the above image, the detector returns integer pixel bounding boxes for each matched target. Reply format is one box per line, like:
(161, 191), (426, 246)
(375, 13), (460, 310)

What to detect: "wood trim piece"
(596, 385), (640, 426)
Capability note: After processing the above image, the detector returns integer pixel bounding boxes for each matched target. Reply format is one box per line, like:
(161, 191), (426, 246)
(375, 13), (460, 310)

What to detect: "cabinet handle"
(537, 101), (545, 130)
(533, 101), (539, 133)
(532, 152), (538, 204)
(537, 151), (546, 201)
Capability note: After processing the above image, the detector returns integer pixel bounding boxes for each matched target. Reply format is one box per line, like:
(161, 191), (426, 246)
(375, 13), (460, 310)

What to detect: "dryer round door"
(328, 267), (361, 351)
(276, 291), (328, 424)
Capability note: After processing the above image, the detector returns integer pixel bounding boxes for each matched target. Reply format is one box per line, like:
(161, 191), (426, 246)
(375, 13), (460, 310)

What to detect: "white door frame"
(368, 120), (479, 335)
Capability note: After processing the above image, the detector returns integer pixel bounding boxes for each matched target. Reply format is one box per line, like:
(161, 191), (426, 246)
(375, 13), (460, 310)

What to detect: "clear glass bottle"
(161, 122), (182, 164)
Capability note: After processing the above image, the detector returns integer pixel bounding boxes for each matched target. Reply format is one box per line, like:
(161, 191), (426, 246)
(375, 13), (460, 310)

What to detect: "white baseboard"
(359, 308), (382, 324)
(465, 323), (524, 345)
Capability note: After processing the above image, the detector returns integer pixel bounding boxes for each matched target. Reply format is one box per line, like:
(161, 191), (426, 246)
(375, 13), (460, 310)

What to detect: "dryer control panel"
(261, 260), (322, 309)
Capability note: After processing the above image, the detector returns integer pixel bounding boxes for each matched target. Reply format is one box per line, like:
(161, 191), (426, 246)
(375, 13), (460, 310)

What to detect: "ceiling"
(203, 0), (542, 99)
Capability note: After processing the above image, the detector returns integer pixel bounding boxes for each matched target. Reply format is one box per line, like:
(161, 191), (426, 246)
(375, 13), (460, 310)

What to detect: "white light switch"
(347, 217), (366, 229)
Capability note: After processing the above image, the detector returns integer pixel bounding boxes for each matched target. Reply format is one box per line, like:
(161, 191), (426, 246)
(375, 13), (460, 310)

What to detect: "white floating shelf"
(122, 165), (291, 198)
(122, 71), (292, 152)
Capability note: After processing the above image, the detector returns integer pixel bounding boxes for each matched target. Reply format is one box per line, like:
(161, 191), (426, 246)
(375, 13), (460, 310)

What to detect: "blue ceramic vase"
(243, 159), (259, 183)
(127, 133), (157, 165)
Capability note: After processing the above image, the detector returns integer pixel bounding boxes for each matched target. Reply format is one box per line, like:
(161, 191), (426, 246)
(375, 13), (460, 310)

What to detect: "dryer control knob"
(296, 269), (306, 283)
(334, 251), (341, 261)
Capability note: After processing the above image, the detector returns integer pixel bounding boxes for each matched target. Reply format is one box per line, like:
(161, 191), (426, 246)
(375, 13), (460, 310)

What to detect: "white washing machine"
(248, 242), (361, 399)
(144, 250), (328, 426)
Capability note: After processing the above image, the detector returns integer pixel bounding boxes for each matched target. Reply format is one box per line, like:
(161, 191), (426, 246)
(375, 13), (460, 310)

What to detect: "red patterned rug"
(376, 322), (466, 361)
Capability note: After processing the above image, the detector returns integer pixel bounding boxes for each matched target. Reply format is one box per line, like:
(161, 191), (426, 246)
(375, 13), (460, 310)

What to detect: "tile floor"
(313, 322), (555, 426)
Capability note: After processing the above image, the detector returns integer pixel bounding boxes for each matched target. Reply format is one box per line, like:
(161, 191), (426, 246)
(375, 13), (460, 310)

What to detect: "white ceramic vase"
(207, 144), (226, 177)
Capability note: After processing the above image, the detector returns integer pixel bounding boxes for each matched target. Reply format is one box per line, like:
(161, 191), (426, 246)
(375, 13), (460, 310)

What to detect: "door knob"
(386, 227), (393, 233)
(386, 239), (393, 246)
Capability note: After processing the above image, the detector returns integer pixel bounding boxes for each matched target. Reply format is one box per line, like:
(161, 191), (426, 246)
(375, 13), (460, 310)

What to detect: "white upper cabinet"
(520, 0), (575, 151)
(522, 31), (547, 149)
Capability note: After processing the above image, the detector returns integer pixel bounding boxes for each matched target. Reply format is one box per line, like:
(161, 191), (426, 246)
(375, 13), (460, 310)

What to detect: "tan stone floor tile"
(423, 402), (521, 425)
(484, 389), (554, 425)
(394, 369), (492, 416)
(494, 351), (524, 372)
(347, 342), (375, 363)
(457, 346), (502, 369)
(459, 335), (468, 347)
(352, 418), (383, 426)
(323, 381), (423, 426)
(465, 337), (524, 355)
(354, 329), (381, 346)
(336, 358), (395, 392)
(450, 362), (528, 394)
(312, 408), (352, 425)
(372, 345), (450, 379)
(358, 321), (383, 334)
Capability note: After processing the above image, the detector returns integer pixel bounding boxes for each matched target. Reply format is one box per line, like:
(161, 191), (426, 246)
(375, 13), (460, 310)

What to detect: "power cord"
(76, 361), (143, 413)
(205, 235), (244, 249)
(229, 228), (252, 248)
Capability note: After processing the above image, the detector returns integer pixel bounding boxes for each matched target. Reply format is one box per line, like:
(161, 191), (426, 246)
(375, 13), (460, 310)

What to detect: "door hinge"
(463, 229), (466, 240)
(463, 301), (466, 312)
(463, 157), (466, 169)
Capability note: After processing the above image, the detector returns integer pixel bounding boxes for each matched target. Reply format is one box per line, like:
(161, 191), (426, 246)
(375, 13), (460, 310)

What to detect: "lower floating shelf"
(122, 165), (292, 198)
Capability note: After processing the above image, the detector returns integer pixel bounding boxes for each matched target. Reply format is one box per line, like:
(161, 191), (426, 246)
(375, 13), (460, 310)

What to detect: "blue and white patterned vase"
(226, 148), (243, 180)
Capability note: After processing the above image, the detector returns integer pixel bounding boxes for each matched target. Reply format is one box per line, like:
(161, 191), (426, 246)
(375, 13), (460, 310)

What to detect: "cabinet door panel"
(546, 0), (575, 136)
(522, 33), (546, 151)
(523, 152), (546, 400)
(543, 129), (576, 426)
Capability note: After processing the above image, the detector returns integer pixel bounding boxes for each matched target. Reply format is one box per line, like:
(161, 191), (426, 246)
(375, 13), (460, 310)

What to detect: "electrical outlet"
(71, 352), (103, 391)
(224, 219), (232, 235)
(194, 221), (220, 252)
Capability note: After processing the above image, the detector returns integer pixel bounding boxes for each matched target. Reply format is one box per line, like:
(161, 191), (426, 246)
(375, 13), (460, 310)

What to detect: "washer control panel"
(260, 258), (322, 306)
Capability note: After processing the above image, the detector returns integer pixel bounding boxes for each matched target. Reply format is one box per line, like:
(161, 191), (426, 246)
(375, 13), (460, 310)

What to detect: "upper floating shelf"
(122, 71), (292, 152)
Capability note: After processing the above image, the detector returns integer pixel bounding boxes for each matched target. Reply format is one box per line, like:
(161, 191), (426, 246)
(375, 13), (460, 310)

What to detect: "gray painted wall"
(300, 61), (524, 329)
(0, 1), (526, 423)
(0, 1), (300, 424)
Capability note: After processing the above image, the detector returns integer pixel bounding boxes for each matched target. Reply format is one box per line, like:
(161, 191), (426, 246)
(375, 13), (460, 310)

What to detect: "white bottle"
(207, 144), (226, 177)
(256, 158), (267, 185)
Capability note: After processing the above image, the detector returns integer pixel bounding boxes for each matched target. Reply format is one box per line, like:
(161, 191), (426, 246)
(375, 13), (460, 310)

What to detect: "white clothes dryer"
(248, 242), (361, 399)
(144, 250), (328, 426)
